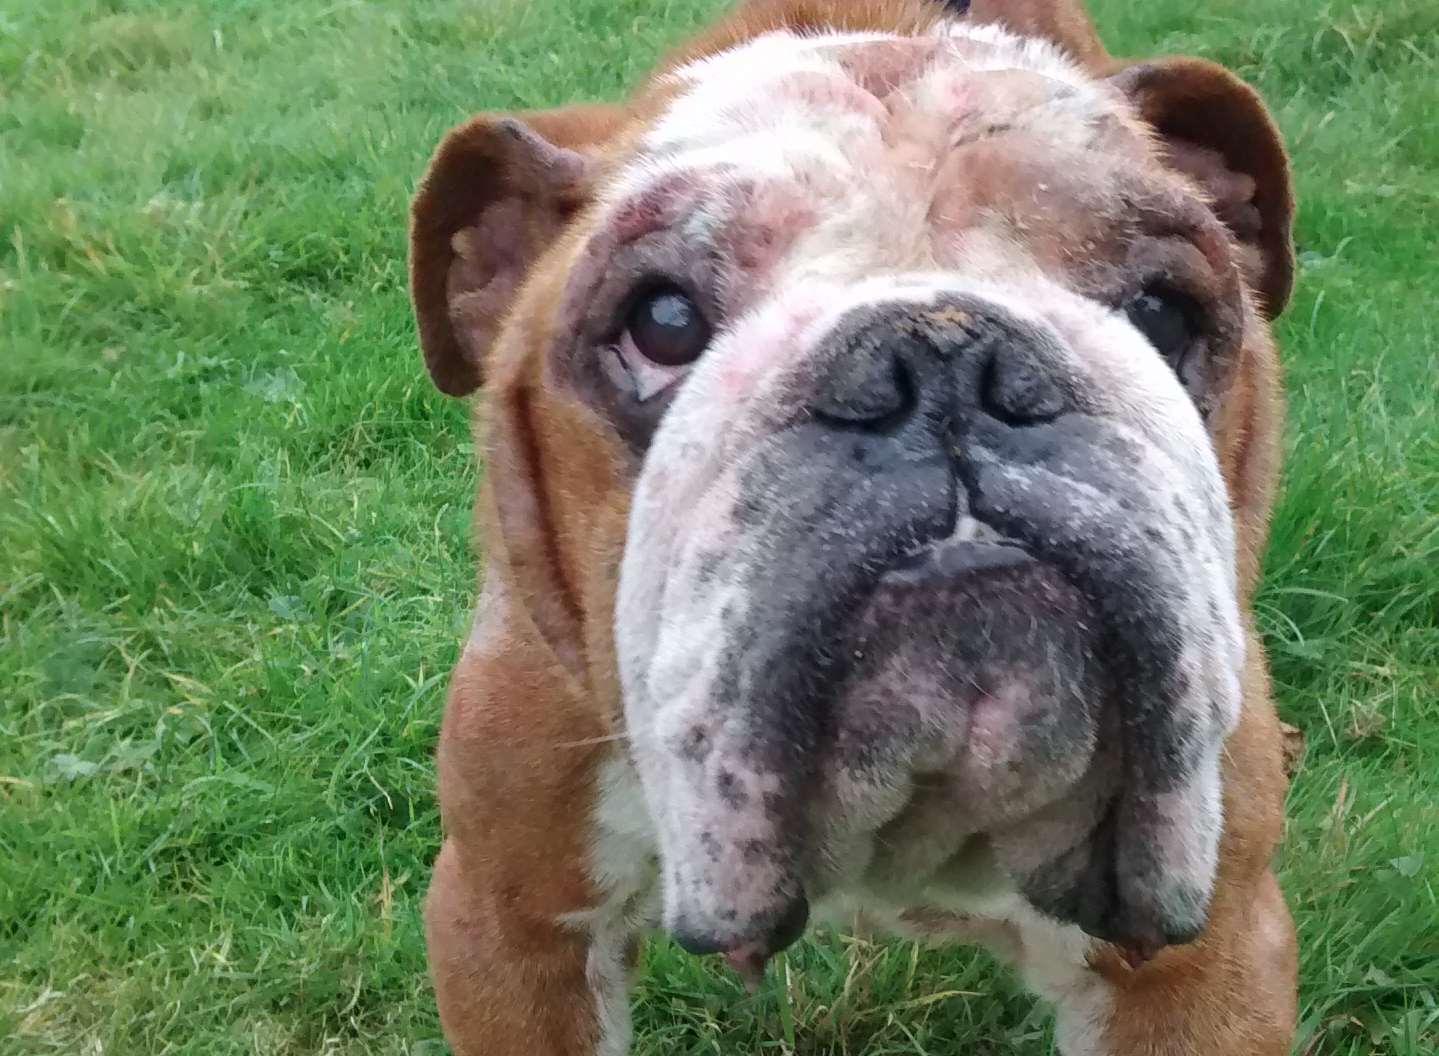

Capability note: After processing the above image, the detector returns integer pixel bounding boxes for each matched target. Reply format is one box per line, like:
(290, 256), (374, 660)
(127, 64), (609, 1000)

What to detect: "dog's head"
(410, 0), (1291, 968)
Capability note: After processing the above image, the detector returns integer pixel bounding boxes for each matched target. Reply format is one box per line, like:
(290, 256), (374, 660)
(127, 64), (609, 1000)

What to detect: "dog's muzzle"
(618, 296), (1244, 968)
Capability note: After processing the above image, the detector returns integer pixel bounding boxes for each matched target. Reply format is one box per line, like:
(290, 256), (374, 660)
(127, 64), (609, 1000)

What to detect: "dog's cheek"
(612, 292), (843, 677)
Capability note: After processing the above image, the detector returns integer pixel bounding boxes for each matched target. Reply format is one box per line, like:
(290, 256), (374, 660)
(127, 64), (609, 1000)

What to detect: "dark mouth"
(881, 517), (1036, 587)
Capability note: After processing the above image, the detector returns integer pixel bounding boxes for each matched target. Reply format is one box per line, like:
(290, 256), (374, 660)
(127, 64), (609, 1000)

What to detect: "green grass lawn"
(2, 0), (1436, 1052)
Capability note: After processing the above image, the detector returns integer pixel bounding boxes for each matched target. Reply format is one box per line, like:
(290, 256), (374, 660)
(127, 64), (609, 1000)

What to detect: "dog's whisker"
(555, 732), (633, 748)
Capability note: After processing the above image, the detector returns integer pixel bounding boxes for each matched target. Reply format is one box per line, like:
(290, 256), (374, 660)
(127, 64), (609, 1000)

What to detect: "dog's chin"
(803, 527), (1123, 910)
(842, 524), (1109, 748)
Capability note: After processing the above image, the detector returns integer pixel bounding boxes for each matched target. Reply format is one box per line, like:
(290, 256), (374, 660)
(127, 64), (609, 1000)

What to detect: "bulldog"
(408, 1), (1299, 1052)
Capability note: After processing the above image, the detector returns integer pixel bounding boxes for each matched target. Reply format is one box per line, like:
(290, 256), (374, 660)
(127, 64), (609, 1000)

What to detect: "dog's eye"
(626, 286), (710, 367)
(1126, 285), (1199, 368)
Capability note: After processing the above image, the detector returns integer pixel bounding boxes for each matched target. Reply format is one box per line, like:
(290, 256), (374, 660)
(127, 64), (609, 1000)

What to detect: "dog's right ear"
(409, 104), (623, 396)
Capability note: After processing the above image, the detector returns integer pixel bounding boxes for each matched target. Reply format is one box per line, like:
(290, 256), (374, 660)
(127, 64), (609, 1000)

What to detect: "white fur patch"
(930, 19), (1090, 88)
(618, 23), (1110, 209)
(559, 758), (660, 1056)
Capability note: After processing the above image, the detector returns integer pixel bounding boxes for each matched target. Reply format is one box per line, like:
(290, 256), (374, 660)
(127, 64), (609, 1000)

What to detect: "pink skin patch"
(962, 683), (1027, 775)
(723, 944), (769, 990)
(612, 171), (712, 245)
(826, 36), (940, 99)
(720, 182), (819, 277)
(771, 68), (892, 127)
(709, 289), (830, 402)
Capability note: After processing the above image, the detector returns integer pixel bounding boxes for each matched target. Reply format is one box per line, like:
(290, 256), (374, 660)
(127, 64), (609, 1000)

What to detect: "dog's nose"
(671, 890), (811, 960)
(808, 333), (921, 430)
(806, 301), (1068, 433)
(976, 333), (1067, 426)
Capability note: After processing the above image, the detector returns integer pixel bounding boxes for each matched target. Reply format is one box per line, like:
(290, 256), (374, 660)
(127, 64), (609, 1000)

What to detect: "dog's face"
(411, 6), (1290, 971)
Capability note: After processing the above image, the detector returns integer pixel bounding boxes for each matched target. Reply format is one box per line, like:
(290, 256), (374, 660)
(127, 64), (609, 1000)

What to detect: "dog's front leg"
(426, 838), (637, 1056)
(1033, 866), (1295, 1055)
(425, 619), (643, 1056)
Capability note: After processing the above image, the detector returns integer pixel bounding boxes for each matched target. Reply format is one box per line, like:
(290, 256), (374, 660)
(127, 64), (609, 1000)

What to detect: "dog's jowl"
(408, 1), (1298, 1053)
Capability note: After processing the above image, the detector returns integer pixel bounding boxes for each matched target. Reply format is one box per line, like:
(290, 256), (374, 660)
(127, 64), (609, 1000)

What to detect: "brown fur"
(1109, 57), (1296, 319)
(410, 104), (624, 395)
(410, 2), (1298, 1052)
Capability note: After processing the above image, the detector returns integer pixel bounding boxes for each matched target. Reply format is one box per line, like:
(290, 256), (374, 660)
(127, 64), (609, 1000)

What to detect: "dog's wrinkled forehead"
(603, 23), (1149, 276)
(651, 22), (1097, 150)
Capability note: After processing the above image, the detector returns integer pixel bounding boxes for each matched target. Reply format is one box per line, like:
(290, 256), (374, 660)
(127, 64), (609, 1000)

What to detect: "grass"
(1, 0), (1435, 1052)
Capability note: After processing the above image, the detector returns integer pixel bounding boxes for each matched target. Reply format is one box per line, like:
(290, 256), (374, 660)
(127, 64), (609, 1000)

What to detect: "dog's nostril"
(979, 344), (1066, 425)
(810, 347), (917, 432)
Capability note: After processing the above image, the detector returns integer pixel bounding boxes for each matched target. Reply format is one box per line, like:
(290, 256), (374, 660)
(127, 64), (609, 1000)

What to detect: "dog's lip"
(881, 517), (1035, 586)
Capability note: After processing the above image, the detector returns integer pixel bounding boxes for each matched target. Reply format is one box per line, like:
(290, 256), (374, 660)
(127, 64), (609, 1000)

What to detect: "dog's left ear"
(1111, 57), (1295, 318)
